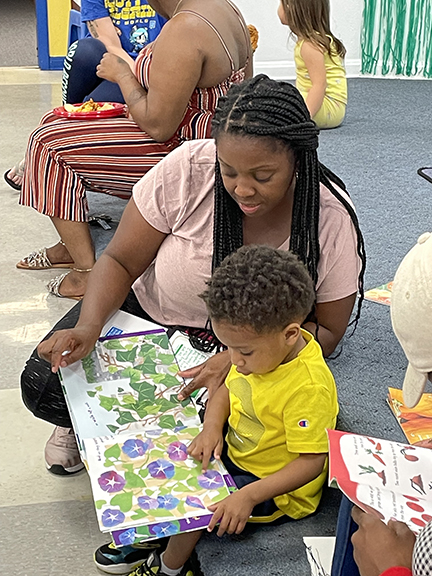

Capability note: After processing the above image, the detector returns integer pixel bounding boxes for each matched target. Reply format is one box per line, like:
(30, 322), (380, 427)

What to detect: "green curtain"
(361, 0), (432, 78)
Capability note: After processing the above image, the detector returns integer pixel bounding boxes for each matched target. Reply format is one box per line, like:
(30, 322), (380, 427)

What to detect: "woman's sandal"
(16, 240), (75, 270)
(47, 267), (92, 301)
(4, 159), (25, 191)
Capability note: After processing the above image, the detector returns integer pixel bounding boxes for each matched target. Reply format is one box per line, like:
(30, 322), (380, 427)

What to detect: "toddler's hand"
(188, 428), (223, 471)
(207, 490), (255, 537)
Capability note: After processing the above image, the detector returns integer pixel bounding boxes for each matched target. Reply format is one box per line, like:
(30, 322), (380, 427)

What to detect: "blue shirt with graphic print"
(81, 0), (166, 58)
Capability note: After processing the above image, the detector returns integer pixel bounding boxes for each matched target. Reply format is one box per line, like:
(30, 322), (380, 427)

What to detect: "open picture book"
(59, 311), (235, 546)
(387, 387), (432, 448)
(327, 430), (432, 534)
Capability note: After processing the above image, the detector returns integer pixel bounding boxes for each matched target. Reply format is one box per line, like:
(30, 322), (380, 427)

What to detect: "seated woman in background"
(14, 0), (253, 300)
(4, 0), (166, 190)
(62, 0), (167, 104)
(22, 75), (366, 479)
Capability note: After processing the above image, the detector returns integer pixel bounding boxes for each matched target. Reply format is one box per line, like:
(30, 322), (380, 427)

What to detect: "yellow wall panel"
(47, 0), (70, 57)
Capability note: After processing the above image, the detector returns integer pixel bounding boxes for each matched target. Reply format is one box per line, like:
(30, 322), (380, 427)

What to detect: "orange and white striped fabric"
(20, 42), (246, 222)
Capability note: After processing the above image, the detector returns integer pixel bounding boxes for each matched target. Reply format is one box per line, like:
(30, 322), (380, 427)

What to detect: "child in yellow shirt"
(128, 245), (339, 576)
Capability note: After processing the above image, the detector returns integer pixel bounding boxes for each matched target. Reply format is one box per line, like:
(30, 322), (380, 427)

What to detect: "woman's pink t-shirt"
(132, 139), (360, 327)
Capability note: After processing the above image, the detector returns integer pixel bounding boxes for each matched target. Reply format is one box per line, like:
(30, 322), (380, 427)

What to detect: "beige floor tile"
(0, 389), (93, 507)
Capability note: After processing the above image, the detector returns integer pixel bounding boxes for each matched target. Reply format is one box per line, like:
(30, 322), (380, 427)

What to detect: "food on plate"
(63, 99), (115, 113)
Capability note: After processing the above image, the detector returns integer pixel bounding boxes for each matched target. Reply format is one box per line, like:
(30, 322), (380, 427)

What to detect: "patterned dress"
(20, 12), (247, 222)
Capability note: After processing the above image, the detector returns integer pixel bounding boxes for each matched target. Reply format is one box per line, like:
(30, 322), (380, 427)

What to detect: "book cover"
(328, 430), (432, 534)
(387, 388), (432, 448)
(59, 320), (235, 543)
(364, 282), (393, 306)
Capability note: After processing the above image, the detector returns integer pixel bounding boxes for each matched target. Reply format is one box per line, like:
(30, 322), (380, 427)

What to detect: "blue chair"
(68, 9), (88, 47)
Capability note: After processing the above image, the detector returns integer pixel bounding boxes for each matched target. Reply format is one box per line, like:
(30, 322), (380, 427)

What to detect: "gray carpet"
(87, 78), (432, 575)
(0, 0), (38, 67)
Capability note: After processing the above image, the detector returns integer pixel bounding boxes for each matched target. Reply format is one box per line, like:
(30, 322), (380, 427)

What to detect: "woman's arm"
(97, 16), (208, 141)
(37, 199), (167, 371)
(303, 293), (357, 357)
(86, 16), (136, 70)
(300, 41), (327, 118)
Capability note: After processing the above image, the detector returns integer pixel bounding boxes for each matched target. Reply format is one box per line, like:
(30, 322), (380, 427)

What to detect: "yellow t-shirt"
(226, 330), (339, 519)
(295, 37), (347, 106)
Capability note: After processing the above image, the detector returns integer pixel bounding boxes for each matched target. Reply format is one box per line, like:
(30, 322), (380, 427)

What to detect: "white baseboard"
(254, 58), (361, 80)
(253, 58), (431, 80)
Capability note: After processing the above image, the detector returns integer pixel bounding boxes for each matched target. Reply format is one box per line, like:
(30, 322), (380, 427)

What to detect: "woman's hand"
(188, 427), (224, 471)
(37, 326), (100, 374)
(207, 490), (255, 537)
(351, 507), (416, 576)
(177, 350), (232, 400)
(96, 52), (134, 84)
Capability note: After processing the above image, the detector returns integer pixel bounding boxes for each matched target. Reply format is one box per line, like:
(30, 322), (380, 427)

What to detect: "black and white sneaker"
(94, 541), (168, 575)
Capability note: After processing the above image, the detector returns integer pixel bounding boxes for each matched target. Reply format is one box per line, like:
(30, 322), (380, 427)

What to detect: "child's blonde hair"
(281, 0), (346, 58)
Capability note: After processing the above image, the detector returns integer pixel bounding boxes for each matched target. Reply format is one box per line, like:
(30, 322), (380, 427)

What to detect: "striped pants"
(19, 111), (179, 222)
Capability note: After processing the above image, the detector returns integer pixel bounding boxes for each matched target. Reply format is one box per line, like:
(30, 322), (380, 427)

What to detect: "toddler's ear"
(283, 323), (302, 345)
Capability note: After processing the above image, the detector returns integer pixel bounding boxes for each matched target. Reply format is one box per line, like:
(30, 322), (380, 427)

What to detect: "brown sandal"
(16, 240), (74, 270)
(47, 267), (92, 301)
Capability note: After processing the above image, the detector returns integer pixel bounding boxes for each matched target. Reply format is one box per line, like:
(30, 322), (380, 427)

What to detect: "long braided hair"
(189, 75), (366, 351)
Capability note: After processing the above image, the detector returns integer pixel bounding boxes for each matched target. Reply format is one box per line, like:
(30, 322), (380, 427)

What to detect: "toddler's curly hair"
(200, 245), (315, 333)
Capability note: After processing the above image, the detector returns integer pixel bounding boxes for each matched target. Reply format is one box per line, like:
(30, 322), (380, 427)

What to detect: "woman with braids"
(22, 76), (365, 493)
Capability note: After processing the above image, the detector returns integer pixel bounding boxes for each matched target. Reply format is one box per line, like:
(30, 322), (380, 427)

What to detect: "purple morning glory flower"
(118, 528), (137, 546)
(101, 508), (125, 528)
(121, 438), (153, 458)
(157, 494), (180, 510)
(98, 471), (126, 493)
(137, 496), (159, 510)
(167, 442), (188, 461)
(186, 496), (205, 509)
(147, 459), (175, 479)
(197, 470), (224, 489)
(150, 521), (180, 538)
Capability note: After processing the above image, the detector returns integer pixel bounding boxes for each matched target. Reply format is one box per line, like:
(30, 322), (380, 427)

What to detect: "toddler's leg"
(162, 530), (203, 572)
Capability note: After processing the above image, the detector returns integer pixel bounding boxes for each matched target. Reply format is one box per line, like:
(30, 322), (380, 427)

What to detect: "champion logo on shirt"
(298, 419), (309, 428)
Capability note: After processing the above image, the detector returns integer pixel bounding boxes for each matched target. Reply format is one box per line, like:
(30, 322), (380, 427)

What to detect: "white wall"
(235, 0), (363, 79)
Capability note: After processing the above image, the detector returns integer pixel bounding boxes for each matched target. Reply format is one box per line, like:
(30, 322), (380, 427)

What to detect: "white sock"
(160, 551), (183, 576)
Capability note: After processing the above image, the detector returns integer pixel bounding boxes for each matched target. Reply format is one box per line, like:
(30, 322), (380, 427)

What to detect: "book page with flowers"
(59, 330), (201, 457)
(59, 325), (236, 543)
(84, 427), (236, 544)
(328, 430), (432, 535)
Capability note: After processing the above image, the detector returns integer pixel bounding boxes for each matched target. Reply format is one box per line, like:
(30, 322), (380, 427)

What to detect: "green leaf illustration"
(160, 374), (182, 387)
(116, 346), (138, 363)
(157, 353), (175, 365)
(174, 467), (193, 481)
(121, 394), (137, 404)
(120, 367), (142, 384)
(125, 471), (146, 489)
(149, 334), (170, 349)
(134, 358), (158, 374)
(130, 381), (156, 401)
(136, 524), (151, 536)
(99, 395), (117, 411)
(104, 459), (113, 467)
(86, 390), (96, 398)
(110, 491), (133, 512)
(138, 343), (155, 357)
(104, 444), (121, 459)
(95, 385), (103, 391)
(183, 406), (198, 418)
(149, 508), (175, 518)
(95, 500), (107, 510)
(106, 424), (119, 433)
(108, 366), (119, 374)
(103, 340), (125, 350)
(115, 410), (138, 425)
(138, 468), (149, 479)
(177, 500), (187, 515)
(187, 476), (201, 489)
(131, 509), (148, 521)
(158, 414), (177, 429)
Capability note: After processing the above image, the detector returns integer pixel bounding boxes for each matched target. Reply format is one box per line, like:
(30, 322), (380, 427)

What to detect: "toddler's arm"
(300, 41), (327, 118)
(188, 384), (230, 471)
(207, 452), (327, 536)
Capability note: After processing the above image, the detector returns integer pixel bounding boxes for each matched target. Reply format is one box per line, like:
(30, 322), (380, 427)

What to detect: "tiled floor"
(0, 67), (108, 575)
